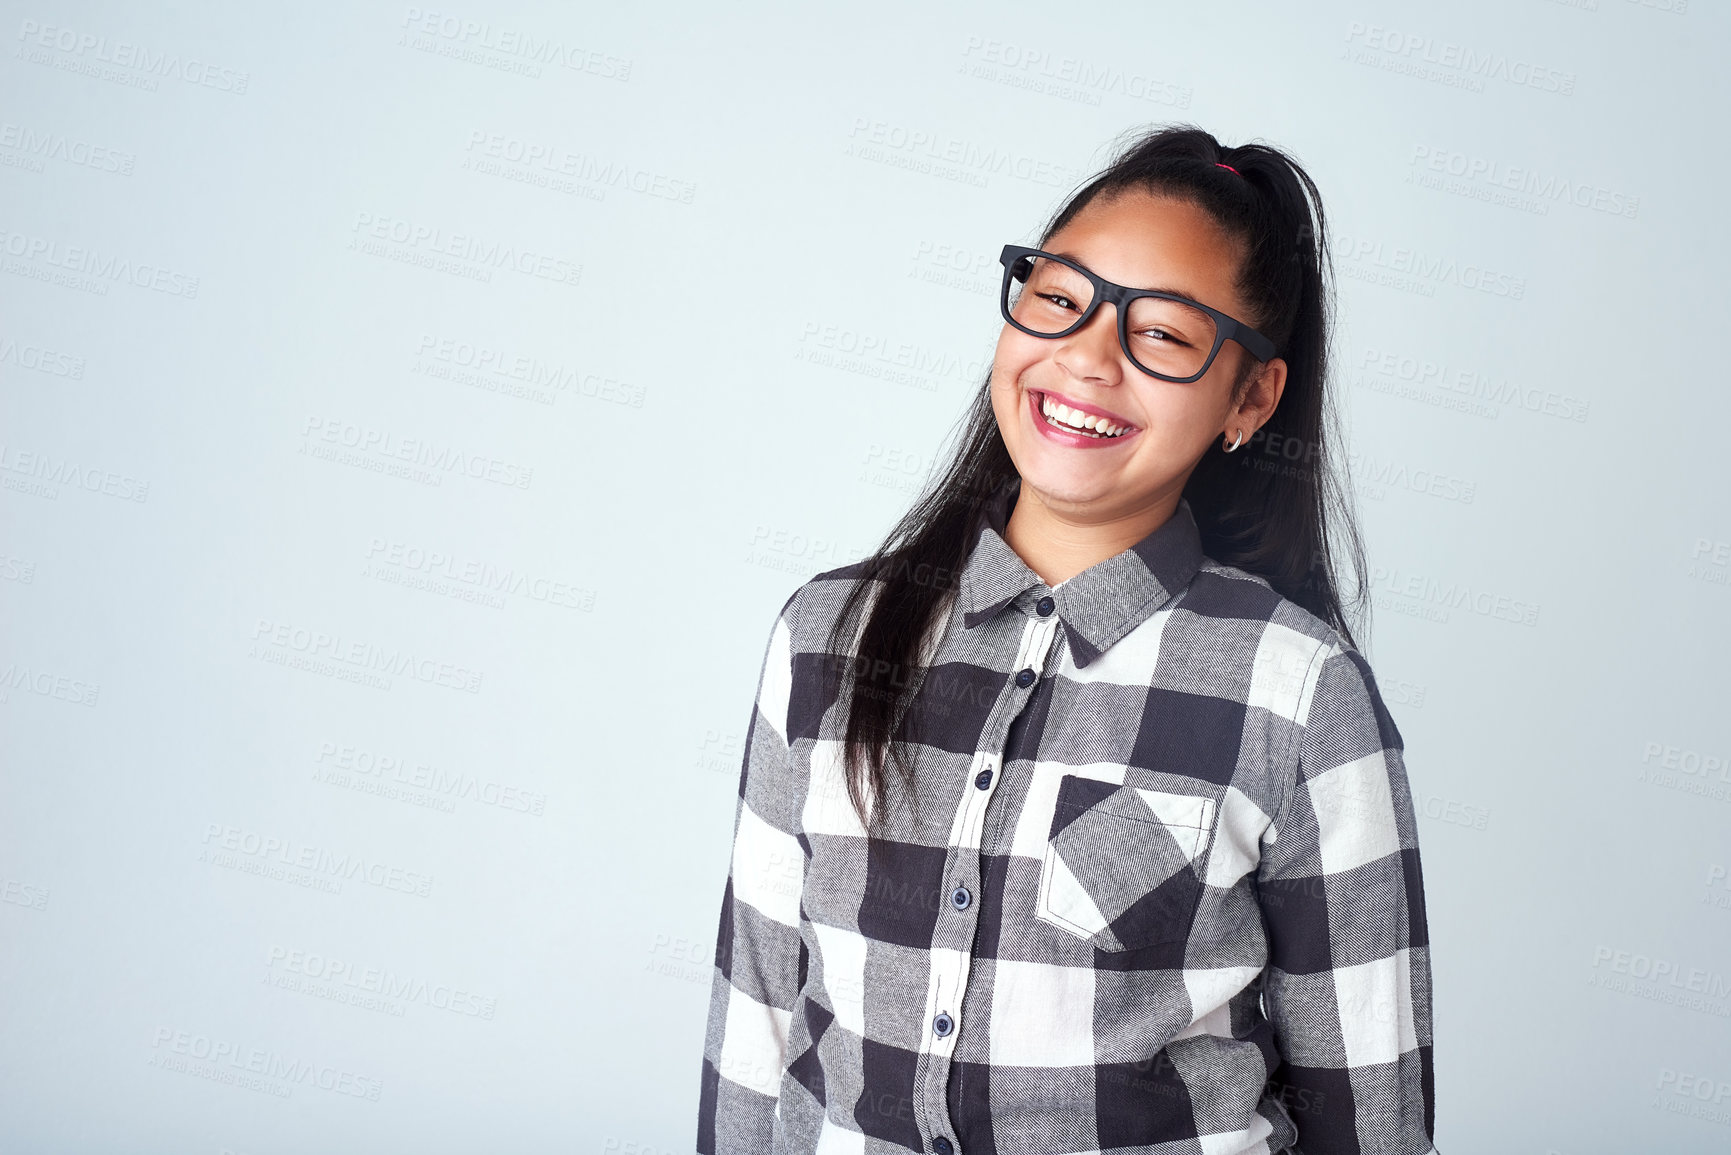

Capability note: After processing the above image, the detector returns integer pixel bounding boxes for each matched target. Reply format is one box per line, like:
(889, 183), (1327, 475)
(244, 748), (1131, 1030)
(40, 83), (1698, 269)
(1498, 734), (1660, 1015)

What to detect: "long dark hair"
(823, 123), (1367, 836)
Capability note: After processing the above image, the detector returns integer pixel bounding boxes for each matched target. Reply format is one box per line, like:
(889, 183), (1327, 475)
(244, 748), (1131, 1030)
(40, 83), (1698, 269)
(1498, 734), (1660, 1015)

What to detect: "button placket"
(917, 612), (1059, 1148)
(948, 751), (999, 849)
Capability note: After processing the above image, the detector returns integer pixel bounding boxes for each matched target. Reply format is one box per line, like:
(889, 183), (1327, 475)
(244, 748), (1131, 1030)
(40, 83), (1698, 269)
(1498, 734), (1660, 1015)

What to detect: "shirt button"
(933, 1139), (954, 1155)
(950, 885), (971, 911)
(1015, 667), (1036, 688)
(1036, 596), (1054, 616)
(974, 768), (993, 790)
(933, 1012), (954, 1037)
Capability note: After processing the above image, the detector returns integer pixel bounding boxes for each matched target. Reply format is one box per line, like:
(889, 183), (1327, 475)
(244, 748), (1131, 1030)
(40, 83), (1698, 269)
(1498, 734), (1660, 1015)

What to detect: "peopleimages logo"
(1367, 565), (1541, 626)
(201, 823), (435, 898)
(14, 19), (251, 94)
(149, 1027), (381, 1100)
(249, 617), (485, 694)
(0, 227), (199, 297)
(844, 117), (1083, 189)
(1343, 22), (1577, 94)
(1589, 945), (1731, 1015)
(1408, 145), (1640, 218)
(413, 335), (646, 408)
(0, 121), (135, 174)
(1330, 233), (1527, 301)
(314, 740), (549, 816)
(364, 537), (594, 611)
(0, 663), (100, 707)
(300, 416), (533, 490)
(397, 7), (632, 80)
(0, 335), (85, 378)
(348, 212), (582, 286)
(1353, 346), (1591, 423)
(462, 131), (695, 203)
(266, 945), (498, 1019)
(0, 443), (150, 502)
(957, 36), (1193, 109)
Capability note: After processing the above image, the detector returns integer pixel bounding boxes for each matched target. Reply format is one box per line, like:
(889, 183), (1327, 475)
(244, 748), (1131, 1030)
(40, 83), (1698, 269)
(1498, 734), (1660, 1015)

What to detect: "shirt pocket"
(1034, 774), (1217, 952)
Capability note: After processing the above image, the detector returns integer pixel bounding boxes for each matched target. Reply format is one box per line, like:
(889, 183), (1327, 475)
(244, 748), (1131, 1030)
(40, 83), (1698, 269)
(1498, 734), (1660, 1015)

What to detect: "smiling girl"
(699, 124), (1437, 1155)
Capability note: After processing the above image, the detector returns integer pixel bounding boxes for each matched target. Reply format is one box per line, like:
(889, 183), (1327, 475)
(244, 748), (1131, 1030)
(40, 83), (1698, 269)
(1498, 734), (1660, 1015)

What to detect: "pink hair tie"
(1216, 162), (1240, 175)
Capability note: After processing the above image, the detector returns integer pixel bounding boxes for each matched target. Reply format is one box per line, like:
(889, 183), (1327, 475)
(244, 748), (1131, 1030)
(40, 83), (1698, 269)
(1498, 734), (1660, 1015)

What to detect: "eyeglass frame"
(997, 243), (1279, 384)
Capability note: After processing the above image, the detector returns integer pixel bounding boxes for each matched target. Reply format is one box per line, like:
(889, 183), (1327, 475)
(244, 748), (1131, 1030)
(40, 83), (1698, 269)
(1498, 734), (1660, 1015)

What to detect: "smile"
(1028, 389), (1138, 445)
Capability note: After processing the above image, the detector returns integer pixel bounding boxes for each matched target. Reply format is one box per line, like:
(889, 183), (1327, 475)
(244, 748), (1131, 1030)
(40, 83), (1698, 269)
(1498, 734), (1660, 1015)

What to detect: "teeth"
(1041, 394), (1129, 438)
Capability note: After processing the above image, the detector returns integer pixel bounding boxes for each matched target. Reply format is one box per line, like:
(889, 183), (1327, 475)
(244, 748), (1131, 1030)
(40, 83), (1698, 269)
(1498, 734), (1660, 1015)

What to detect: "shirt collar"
(958, 476), (1206, 669)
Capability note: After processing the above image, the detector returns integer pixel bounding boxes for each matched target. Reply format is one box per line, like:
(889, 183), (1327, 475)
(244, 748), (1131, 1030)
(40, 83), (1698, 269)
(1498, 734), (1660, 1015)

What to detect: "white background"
(3, 1), (1729, 1152)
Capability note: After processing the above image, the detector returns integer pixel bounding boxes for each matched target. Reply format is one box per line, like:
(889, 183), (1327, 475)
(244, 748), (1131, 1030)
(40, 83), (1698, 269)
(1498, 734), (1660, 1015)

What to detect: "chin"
(1014, 460), (1122, 507)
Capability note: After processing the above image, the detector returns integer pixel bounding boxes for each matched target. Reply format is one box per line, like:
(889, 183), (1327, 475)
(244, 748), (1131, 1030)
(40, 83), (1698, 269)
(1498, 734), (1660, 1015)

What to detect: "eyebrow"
(1048, 249), (1199, 300)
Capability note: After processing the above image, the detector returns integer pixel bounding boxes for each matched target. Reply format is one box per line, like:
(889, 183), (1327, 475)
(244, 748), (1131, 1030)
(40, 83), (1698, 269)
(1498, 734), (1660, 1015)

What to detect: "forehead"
(1045, 188), (1247, 310)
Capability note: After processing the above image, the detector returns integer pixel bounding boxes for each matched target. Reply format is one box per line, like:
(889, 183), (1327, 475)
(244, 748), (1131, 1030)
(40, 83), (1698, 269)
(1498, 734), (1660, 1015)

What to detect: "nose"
(1052, 300), (1123, 383)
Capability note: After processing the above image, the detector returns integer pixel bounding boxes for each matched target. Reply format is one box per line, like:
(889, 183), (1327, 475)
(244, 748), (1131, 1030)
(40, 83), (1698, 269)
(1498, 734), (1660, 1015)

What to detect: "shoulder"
(770, 558), (881, 653)
(1183, 557), (1398, 746)
(1182, 556), (1341, 660)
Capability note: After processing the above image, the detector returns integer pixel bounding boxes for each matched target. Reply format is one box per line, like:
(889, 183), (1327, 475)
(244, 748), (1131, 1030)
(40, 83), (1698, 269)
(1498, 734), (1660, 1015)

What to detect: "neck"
(1003, 483), (1180, 586)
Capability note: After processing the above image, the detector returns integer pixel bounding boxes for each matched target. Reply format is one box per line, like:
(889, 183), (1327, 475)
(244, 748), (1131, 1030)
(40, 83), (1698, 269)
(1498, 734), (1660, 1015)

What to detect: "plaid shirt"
(698, 478), (1436, 1155)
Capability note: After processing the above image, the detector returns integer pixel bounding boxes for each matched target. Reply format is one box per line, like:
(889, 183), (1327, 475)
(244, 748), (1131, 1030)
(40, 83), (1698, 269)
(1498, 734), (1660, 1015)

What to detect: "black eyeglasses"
(998, 243), (1278, 383)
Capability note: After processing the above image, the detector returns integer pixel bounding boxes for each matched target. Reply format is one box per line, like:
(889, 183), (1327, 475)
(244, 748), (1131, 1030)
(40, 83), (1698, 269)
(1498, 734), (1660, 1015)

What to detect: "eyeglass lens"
(1006, 254), (1217, 380)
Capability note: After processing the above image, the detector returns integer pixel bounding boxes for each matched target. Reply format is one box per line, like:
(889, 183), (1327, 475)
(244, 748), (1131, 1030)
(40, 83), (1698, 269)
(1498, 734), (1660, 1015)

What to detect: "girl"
(698, 124), (1436, 1155)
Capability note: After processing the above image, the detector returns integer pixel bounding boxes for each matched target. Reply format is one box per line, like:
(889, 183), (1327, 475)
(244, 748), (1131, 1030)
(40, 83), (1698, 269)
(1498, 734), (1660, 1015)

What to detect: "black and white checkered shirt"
(698, 477), (1436, 1155)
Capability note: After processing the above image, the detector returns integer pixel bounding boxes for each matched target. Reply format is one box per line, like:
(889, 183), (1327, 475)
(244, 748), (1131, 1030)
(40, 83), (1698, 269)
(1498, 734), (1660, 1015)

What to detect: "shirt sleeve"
(697, 593), (808, 1155)
(1256, 644), (1436, 1154)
